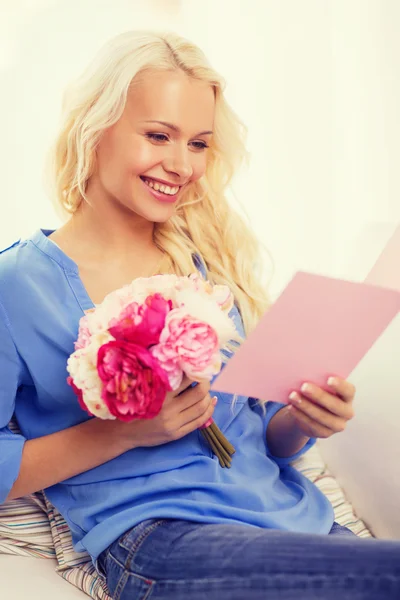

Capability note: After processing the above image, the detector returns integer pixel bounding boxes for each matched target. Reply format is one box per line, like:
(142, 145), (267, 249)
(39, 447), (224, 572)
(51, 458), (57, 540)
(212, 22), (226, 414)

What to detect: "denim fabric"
(98, 518), (400, 599)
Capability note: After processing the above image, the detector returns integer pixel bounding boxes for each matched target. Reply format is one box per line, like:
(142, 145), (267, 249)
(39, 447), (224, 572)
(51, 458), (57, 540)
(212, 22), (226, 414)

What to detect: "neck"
(63, 199), (157, 263)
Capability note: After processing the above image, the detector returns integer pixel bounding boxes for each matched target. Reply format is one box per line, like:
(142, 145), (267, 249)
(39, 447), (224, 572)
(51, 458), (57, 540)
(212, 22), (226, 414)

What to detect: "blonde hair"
(44, 30), (274, 338)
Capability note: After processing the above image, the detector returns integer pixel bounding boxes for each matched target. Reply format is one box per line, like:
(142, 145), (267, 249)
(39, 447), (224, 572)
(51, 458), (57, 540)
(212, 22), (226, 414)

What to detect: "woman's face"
(89, 69), (215, 223)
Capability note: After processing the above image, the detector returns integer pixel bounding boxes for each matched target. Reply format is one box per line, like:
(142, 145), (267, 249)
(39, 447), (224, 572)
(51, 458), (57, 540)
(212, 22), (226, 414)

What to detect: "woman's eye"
(146, 133), (168, 142)
(191, 141), (209, 150)
(145, 133), (208, 150)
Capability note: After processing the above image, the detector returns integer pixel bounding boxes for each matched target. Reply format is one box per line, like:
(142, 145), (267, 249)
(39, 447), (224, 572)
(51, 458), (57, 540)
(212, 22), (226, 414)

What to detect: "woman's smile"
(139, 175), (181, 203)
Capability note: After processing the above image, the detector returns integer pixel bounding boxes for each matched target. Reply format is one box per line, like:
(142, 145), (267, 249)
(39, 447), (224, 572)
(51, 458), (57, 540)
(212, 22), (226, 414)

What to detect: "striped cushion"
(43, 495), (95, 571)
(292, 443), (373, 538)
(57, 562), (111, 600)
(42, 494), (111, 599)
(0, 492), (56, 558)
(0, 418), (55, 558)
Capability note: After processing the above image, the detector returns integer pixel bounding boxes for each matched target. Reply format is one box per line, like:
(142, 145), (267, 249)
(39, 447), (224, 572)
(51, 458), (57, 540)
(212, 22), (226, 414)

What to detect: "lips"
(139, 176), (179, 204)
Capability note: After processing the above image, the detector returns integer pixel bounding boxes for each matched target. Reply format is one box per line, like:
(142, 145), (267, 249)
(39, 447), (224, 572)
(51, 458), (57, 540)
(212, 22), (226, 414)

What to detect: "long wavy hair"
(43, 30), (274, 339)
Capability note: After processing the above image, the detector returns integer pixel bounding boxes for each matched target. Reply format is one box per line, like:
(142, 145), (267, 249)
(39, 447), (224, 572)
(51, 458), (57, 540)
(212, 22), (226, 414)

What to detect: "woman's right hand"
(108, 377), (218, 451)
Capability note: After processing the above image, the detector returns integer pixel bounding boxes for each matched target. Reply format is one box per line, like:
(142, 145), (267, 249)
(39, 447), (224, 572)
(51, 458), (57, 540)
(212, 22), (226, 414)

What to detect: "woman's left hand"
(287, 377), (355, 439)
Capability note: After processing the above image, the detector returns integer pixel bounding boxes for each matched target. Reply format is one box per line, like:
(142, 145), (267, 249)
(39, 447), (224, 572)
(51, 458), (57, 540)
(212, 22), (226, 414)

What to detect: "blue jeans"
(98, 518), (400, 599)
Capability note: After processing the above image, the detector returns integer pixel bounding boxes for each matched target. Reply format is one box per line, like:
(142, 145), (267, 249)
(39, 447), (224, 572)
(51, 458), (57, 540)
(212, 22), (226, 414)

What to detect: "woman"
(0, 30), (399, 600)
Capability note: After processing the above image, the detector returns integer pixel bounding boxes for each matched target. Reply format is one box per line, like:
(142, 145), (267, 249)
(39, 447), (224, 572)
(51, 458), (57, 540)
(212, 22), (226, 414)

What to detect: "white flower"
(82, 387), (115, 420)
(67, 332), (113, 391)
(210, 285), (235, 313)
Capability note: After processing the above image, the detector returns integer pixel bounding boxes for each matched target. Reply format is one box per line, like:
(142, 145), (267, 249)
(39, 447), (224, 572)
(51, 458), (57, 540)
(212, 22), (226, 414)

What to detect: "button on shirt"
(0, 229), (334, 565)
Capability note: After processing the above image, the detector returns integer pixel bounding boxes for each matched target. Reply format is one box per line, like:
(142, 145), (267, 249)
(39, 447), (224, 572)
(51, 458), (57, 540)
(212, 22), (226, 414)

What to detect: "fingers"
(293, 381), (355, 420)
(287, 404), (334, 438)
(172, 375), (194, 397)
(176, 380), (211, 411)
(177, 394), (217, 438)
(288, 392), (348, 434)
(326, 377), (356, 403)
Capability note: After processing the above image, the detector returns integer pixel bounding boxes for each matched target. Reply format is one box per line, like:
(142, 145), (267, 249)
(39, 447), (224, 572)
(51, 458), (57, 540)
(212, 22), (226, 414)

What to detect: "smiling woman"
(2, 29), (400, 600)
(43, 32), (271, 333)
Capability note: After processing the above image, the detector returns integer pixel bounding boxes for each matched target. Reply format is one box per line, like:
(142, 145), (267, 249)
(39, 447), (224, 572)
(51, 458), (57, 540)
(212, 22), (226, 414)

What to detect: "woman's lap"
(99, 518), (400, 600)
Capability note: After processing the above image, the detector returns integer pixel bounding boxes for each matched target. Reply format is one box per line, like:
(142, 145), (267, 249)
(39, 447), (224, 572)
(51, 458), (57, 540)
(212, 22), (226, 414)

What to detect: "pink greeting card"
(211, 226), (400, 404)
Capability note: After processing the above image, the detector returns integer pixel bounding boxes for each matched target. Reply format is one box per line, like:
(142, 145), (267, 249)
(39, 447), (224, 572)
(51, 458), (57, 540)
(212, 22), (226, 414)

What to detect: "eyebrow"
(142, 120), (213, 136)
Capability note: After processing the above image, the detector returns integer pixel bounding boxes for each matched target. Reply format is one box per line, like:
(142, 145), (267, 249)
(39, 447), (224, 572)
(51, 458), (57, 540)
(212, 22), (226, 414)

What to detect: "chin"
(138, 205), (176, 224)
(151, 211), (176, 224)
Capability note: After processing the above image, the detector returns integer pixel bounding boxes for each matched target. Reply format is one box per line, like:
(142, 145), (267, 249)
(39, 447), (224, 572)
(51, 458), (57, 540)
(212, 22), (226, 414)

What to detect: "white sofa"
(0, 555), (85, 599)
(318, 311), (400, 540)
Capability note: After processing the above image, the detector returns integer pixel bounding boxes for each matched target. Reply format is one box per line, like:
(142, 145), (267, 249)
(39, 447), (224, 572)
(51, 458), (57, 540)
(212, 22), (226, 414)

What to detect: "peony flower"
(176, 273), (212, 295)
(173, 289), (239, 347)
(68, 332), (113, 388)
(126, 274), (181, 304)
(97, 339), (171, 422)
(210, 285), (235, 313)
(81, 385), (115, 420)
(67, 375), (90, 414)
(108, 294), (172, 347)
(67, 331), (116, 419)
(151, 309), (221, 386)
(85, 292), (130, 337)
(74, 314), (92, 350)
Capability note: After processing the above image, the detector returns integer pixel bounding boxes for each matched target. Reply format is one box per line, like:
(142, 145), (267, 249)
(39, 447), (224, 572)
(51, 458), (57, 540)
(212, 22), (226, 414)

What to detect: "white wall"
(2, 0), (399, 296)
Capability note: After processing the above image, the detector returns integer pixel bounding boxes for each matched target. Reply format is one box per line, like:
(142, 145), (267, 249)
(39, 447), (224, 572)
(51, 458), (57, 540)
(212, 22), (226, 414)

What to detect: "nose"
(163, 144), (193, 182)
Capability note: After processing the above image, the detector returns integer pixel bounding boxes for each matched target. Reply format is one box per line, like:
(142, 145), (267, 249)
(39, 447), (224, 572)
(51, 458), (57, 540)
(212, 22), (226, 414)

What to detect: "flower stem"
(209, 422), (236, 455)
(199, 421), (236, 468)
(205, 427), (232, 465)
(200, 429), (227, 467)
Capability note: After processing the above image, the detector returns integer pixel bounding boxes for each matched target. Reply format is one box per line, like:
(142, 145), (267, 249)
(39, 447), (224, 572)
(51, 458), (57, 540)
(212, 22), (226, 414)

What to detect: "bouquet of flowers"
(66, 273), (242, 467)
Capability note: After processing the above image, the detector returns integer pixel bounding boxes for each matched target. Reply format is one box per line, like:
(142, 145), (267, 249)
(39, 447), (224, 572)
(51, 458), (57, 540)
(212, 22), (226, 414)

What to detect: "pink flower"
(67, 375), (93, 416)
(151, 310), (221, 386)
(108, 294), (172, 348)
(75, 315), (92, 350)
(97, 340), (171, 422)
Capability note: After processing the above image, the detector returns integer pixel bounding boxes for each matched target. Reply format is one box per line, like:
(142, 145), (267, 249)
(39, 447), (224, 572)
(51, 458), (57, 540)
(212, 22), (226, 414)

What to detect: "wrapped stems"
(199, 420), (236, 468)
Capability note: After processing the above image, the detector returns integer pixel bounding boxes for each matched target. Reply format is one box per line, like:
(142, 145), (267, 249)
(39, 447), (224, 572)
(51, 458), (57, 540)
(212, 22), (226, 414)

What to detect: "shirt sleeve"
(227, 303), (317, 467)
(0, 298), (26, 504)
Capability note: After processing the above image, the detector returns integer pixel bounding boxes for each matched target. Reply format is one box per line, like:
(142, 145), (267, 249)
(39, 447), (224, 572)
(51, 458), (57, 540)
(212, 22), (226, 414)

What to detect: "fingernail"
(301, 383), (310, 394)
(212, 396), (218, 405)
(289, 392), (301, 403)
(327, 377), (337, 386)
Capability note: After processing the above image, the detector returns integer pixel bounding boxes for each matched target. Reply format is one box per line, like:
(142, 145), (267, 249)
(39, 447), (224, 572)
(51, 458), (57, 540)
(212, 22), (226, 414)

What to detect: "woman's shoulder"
(0, 238), (25, 286)
(0, 235), (57, 303)
(0, 237), (23, 259)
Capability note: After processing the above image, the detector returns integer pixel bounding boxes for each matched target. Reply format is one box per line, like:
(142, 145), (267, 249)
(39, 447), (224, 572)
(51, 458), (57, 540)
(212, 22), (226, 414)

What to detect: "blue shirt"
(0, 228), (334, 565)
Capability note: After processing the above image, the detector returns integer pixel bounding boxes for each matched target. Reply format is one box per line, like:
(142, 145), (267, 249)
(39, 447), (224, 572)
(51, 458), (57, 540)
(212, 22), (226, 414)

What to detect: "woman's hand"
(286, 376), (356, 439)
(108, 377), (217, 451)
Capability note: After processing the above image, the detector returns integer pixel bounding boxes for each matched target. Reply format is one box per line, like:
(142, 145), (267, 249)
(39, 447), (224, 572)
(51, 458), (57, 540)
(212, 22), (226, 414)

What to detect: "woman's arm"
(266, 406), (310, 458)
(6, 378), (216, 502)
(6, 418), (131, 501)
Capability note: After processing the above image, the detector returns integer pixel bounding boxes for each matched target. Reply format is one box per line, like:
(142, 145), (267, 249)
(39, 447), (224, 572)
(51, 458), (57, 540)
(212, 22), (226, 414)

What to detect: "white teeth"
(142, 177), (179, 195)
